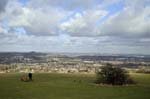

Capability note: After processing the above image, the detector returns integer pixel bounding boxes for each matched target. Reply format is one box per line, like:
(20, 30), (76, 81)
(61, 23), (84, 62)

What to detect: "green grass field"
(0, 73), (150, 99)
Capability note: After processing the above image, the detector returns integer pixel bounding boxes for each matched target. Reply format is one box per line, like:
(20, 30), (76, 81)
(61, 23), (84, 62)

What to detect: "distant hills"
(0, 52), (150, 64)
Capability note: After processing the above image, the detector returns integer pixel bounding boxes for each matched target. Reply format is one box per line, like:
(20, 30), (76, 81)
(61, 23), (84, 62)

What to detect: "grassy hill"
(0, 73), (150, 99)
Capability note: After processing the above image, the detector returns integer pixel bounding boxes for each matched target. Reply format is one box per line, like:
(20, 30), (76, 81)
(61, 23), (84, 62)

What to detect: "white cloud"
(5, 1), (69, 36)
(0, 0), (150, 54)
(60, 9), (107, 36)
(98, 6), (150, 38)
(0, 25), (6, 34)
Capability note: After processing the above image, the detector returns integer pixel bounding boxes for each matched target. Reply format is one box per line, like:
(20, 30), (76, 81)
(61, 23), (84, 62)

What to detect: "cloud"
(0, 32), (149, 54)
(4, 0), (69, 36)
(0, 0), (8, 13)
(4, 0), (107, 36)
(0, 25), (6, 34)
(98, 6), (150, 38)
(60, 9), (107, 36)
(0, 0), (150, 54)
(2, 0), (150, 38)
(28, 0), (101, 10)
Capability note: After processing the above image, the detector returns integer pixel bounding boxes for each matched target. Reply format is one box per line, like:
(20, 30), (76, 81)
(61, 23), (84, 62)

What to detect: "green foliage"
(96, 64), (135, 85)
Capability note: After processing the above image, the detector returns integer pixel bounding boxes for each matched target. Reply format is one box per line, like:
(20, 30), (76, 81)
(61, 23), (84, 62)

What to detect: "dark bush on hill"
(96, 63), (135, 85)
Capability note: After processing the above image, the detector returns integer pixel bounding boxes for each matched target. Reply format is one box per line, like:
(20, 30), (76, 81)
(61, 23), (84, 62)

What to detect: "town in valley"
(0, 52), (150, 74)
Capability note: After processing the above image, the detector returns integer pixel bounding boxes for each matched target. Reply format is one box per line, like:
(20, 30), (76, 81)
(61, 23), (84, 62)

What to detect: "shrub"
(20, 75), (33, 82)
(20, 76), (29, 82)
(96, 63), (135, 85)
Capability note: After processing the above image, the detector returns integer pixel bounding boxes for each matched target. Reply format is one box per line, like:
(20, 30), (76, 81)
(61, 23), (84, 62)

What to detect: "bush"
(20, 76), (29, 82)
(96, 64), (135, 85)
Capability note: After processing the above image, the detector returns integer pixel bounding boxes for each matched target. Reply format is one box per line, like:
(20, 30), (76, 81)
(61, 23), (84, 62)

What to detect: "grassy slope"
(0, 73), (150, 99)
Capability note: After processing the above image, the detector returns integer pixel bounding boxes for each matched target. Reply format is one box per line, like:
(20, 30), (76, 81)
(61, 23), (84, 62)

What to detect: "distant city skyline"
(0, 0), (150, 54)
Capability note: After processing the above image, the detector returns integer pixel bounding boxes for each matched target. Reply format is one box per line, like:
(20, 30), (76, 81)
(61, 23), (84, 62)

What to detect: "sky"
(0, 0), (150, 54)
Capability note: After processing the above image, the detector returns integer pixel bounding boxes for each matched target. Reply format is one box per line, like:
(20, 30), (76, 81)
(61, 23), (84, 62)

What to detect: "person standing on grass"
(28, 73), (32, 81)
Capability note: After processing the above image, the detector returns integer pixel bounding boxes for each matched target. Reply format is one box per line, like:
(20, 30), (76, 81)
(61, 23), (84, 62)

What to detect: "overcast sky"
(0, 0), (150, 54)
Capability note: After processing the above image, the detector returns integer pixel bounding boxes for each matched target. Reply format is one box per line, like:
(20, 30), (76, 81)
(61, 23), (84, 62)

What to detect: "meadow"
(0, 73), (150, 99)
